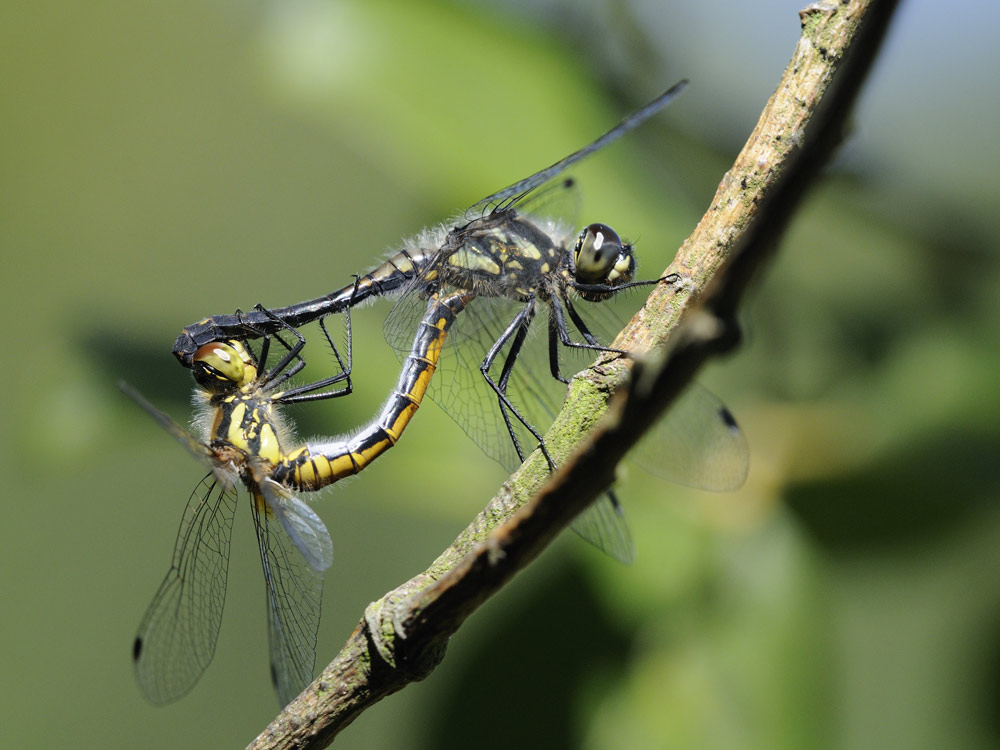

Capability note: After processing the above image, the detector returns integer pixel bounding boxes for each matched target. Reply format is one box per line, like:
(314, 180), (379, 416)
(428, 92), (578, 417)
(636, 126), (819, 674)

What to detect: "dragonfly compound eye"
(574, 223), (634, 285)
(192, 342), (247, 393)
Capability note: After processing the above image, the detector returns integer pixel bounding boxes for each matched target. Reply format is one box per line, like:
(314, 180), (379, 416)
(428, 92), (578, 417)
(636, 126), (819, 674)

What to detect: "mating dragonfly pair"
(129, 79), (748, 708)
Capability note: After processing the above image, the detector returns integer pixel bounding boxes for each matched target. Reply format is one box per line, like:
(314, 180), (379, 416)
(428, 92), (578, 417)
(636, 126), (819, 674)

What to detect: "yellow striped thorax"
(438, 216), (566, 300)
(213, 398), (284, 467)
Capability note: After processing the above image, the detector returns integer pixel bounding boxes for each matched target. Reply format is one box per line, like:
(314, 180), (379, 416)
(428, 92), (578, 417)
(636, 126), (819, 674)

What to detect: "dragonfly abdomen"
(275, 292), (468, 491)
(172, 249), (436, 366)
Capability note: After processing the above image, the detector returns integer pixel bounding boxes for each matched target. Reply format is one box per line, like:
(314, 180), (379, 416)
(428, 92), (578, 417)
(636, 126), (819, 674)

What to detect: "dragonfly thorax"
(438, 214), (570, 303)
(207, 392), (287, 475)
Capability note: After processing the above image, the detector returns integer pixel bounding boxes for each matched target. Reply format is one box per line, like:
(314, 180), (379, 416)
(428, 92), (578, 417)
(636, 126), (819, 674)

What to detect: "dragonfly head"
(192, 340), (257, 394)
(573, 223), (636, 299)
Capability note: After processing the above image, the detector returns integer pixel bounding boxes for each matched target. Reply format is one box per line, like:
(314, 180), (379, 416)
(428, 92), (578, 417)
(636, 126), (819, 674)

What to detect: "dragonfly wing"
(260, 478), (333, 573)
(473, 176), (582, 241)
(555, 298), (749, 491)
(253, 483), (328, 707)
(120, 380), (214, 462)
(431, 295), (567, 472)
(570, 493), (635, 565)
(383, 279), (440, 354)
(632, 383), (750, 491)
(133, 476), (238, 704)
(468, 81), (688, 218)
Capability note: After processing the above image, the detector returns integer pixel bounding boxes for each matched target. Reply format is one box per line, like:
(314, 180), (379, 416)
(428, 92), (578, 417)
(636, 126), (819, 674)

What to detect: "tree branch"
(248, 1), (900, 746)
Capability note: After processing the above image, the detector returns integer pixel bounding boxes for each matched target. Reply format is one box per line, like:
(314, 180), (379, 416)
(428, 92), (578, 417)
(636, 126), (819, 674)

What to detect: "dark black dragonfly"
(173, 81), (691, 363)
(172, 80), (748, 561)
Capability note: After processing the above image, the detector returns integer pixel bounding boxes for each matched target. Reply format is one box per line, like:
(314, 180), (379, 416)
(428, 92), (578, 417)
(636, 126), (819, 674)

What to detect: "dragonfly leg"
(245, 306), (309, 388)
(564, 298), (602, 347)
(550, 294), (627, 359)
(570, 271), (680, 298)
(482, 299), (557, 472)
(229, 306), (307, 387)
(277, 310), (355, 403)
(275, 278), (359, 402)
(547, 317), (568, 384)
(253, 287), (356, 403)
(231, 308), (270, 373)
(235, 302), (355, 402)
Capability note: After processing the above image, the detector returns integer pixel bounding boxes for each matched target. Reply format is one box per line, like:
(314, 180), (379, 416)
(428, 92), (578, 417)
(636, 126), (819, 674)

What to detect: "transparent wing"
(441, 304), (637, 560)
(252, 486), (327, 707)
(570, 492), (635, 565)
(565, 293), (749, 491)
(119, 380), (213, 462)
(632, 384), (750, 492)
(383, 280), (451, 354)
(468, 81), (688, 218)
(260, 477), (333, 573)
(133, 476), (238, 704)
(466, 175), (582, 238)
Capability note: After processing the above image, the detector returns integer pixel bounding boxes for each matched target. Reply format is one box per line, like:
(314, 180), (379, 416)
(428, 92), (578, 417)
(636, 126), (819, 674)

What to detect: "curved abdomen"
(274, 291), (468, 490)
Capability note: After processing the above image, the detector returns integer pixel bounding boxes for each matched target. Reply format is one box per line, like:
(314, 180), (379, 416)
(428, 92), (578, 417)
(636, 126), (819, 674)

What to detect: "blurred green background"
(3, 0), (998, 747)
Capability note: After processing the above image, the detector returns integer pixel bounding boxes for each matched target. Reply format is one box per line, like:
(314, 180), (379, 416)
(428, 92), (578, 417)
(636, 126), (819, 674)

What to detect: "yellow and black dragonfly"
(170, 80), (748, 562)
(127, 294), (467, 706)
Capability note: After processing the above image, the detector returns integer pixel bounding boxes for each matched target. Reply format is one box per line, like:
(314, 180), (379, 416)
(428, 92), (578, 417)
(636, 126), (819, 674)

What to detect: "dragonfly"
(128, 293), (467, 706)
(172, 80), (691, 364)
(170, 79), (748, 562)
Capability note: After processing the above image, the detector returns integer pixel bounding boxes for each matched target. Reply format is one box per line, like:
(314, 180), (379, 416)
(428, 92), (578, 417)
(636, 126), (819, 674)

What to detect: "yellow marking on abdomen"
(279, 302), (455, 492)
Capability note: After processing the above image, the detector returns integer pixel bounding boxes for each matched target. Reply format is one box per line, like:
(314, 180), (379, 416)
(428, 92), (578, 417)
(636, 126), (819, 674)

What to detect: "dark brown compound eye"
(192, 342), (246, 393)
(574, 223), (624, 284)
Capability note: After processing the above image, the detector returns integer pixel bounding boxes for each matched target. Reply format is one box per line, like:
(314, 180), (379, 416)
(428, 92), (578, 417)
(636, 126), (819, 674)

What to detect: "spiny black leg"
(233, 308), (265, 367)
(481, 299), (557, 472)
(494, 310), (534, 465)
(229, 306), (301, 384)
(564, 298), (600, 347)
(277, 307), (354, 403)
(243, 295), (357, 399)
(570, 272), (678, 297)
(550, 293), (625, 357)
(546, 295), (609, 382)
(547, 317), (566, 383)
(250, 305), (307, 388)
(327, 297), (353, 383)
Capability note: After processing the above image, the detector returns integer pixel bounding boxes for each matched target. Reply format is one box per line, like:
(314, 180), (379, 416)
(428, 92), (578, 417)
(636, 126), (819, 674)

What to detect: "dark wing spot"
(270, 661), (279, 688)
(718, 406), (740, 432)
(132, 636), (143, 662)
(607, 489), (624, 513)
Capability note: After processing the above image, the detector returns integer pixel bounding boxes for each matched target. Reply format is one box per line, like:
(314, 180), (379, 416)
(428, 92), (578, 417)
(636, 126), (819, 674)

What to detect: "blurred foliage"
(1, 1), (998, 749)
